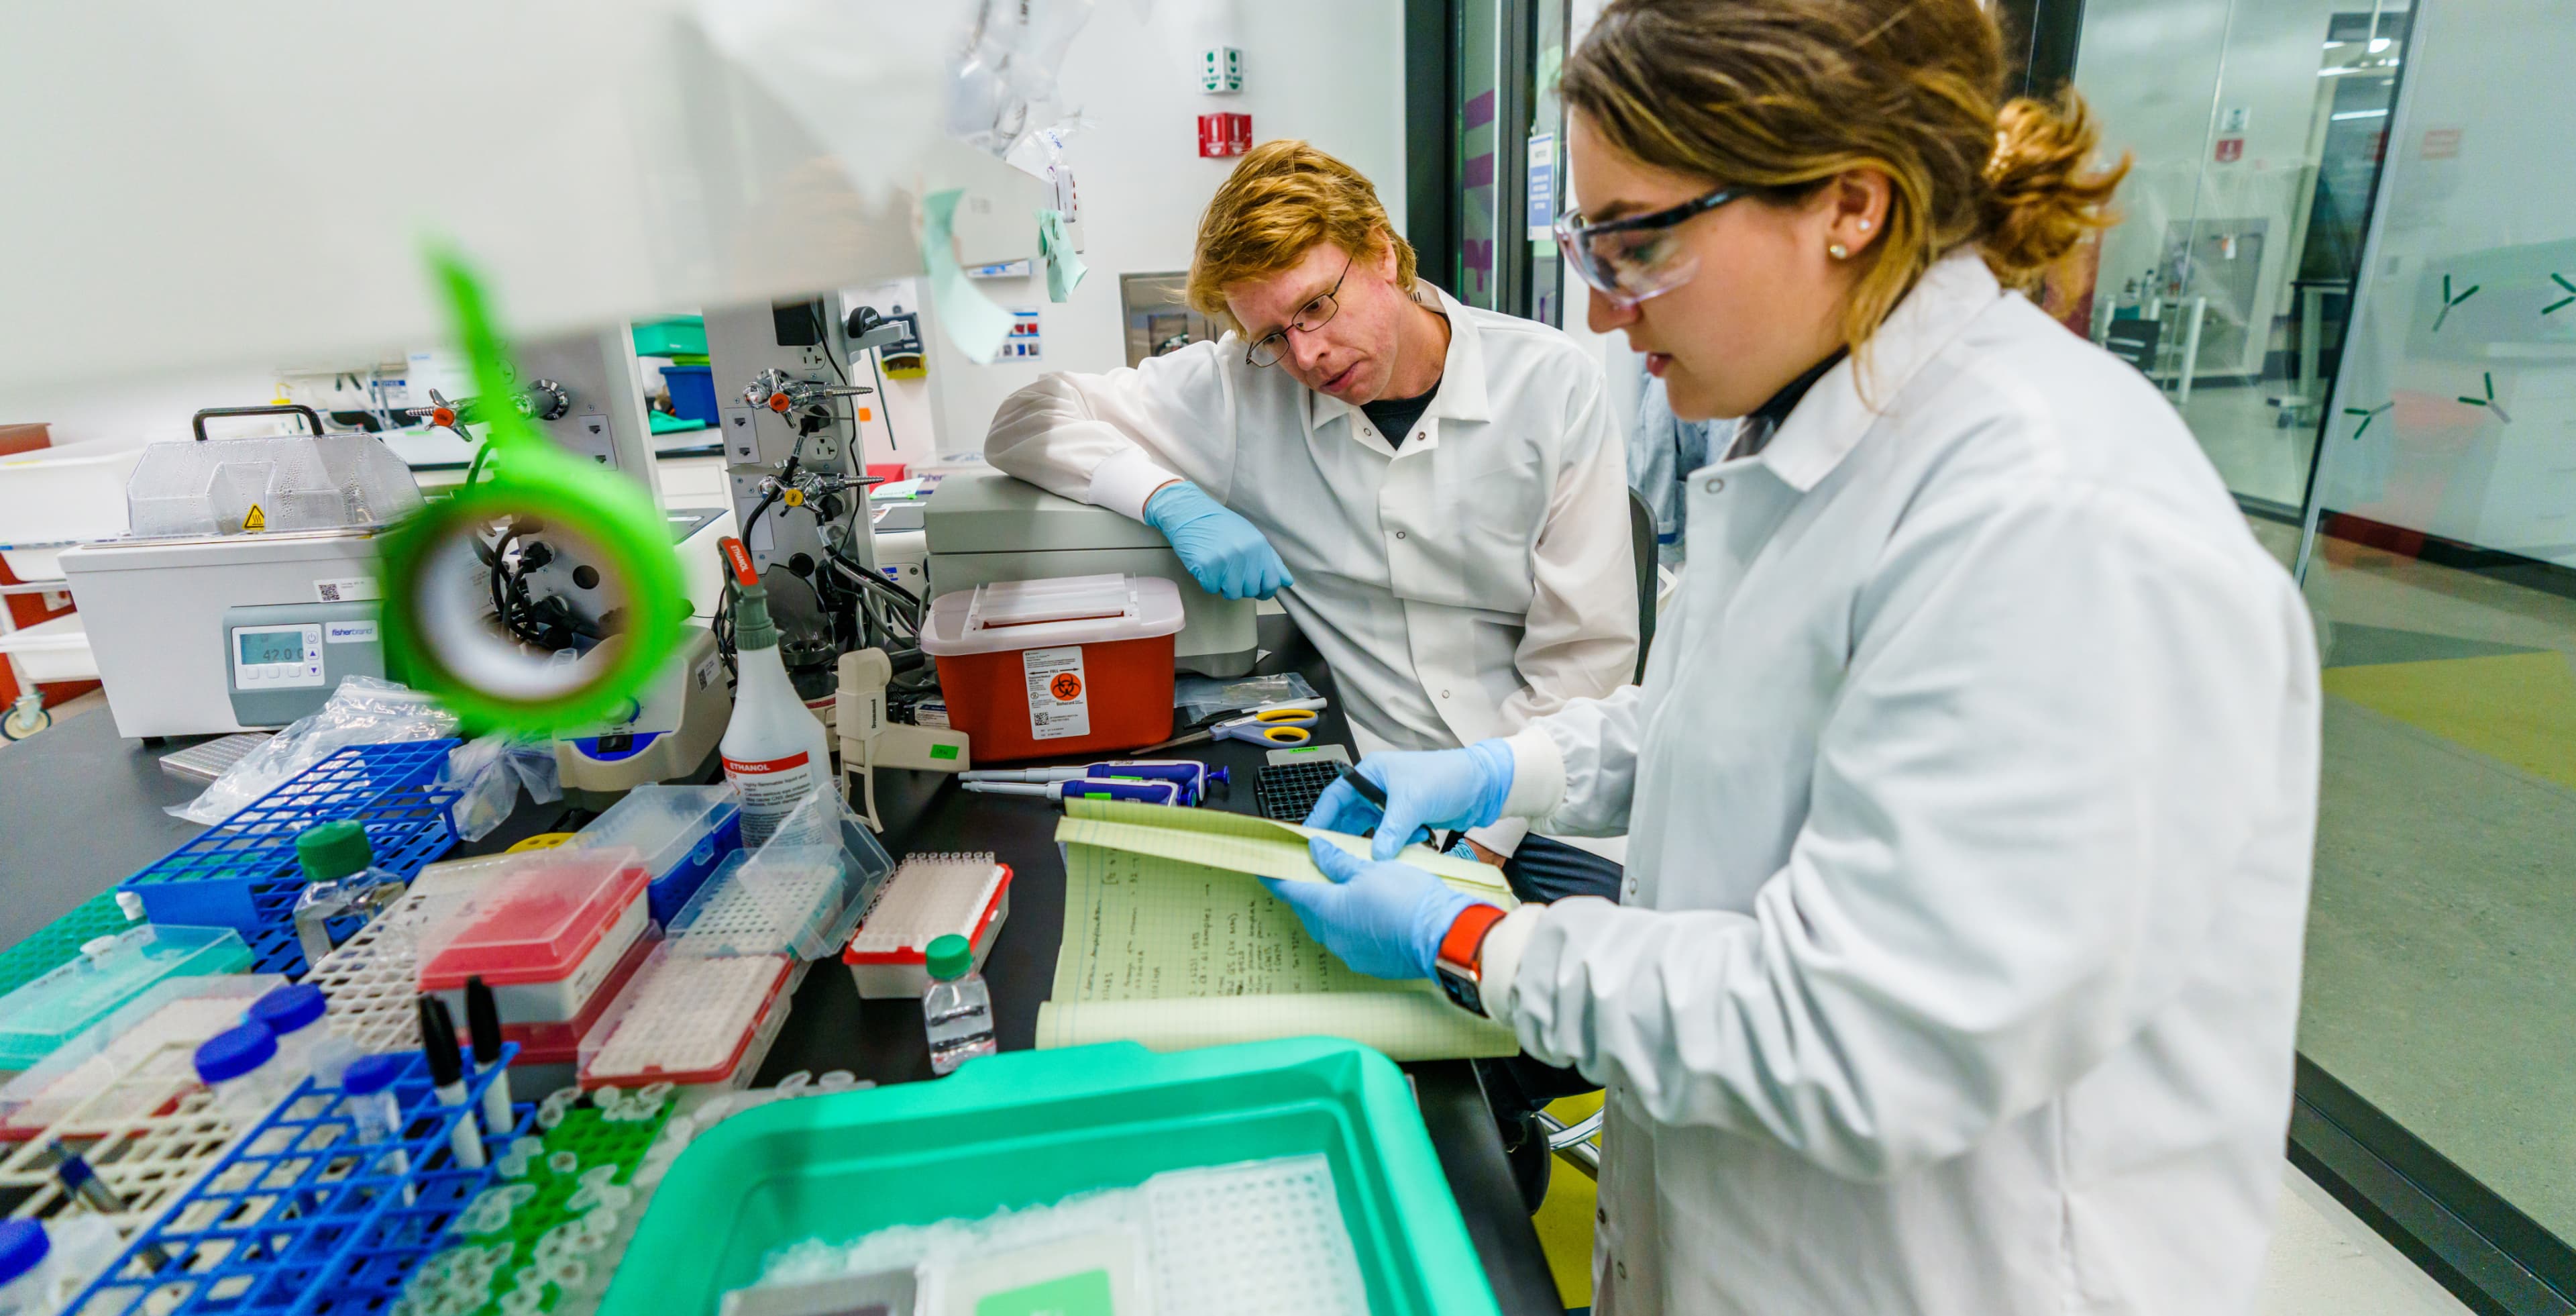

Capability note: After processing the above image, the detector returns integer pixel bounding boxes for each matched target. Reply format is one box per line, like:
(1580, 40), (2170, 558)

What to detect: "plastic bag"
(443, 731), (563, 842)
(170, 677), (458, 825)
(946, 0), (1095, 161)
(1172, 672), (1320, 724)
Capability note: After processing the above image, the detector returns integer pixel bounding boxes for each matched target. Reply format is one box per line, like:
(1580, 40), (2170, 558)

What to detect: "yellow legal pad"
(1038, 799), (1519, 1061)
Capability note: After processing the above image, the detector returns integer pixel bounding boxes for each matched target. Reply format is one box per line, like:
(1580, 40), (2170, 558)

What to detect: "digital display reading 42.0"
(237, 630), (305, 666)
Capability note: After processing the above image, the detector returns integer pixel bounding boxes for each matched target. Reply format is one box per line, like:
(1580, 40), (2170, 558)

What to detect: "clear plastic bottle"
(193, 1022), (292, 1126)
(340, 1054), (416, 1203)
(290, 820), (407, 968)
(248, 982), (360, 1092)
(921, 934), (996, 1076)
(0, 1215), (121, 1315)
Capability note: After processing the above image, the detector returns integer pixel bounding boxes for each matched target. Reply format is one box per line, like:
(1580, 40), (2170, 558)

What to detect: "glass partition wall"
(2081, 0), (2576, 1305)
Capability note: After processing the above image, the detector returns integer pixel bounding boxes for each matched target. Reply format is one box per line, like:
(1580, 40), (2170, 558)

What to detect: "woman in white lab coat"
(1268, 0), (2326, 1311)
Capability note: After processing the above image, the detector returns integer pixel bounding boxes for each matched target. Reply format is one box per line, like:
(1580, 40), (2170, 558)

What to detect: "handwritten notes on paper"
(1036, 801), (1517, 1060)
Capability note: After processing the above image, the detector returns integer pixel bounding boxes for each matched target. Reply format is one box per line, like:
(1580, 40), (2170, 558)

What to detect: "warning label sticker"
(1023, 645), (1091, 740)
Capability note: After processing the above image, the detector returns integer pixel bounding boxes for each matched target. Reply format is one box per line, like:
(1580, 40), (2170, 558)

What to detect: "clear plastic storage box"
(0, 927), (252, 1071)
(567, 784), (743, 925)
(0, 973), (284, 1134)
(123, 434), (423, 540)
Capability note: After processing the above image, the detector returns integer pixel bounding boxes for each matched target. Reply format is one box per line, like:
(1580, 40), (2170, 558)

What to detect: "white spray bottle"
(717, 536), (835, 847)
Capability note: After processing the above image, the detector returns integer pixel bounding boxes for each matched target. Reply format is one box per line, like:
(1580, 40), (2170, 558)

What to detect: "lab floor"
(2185, 382), (2319, 511)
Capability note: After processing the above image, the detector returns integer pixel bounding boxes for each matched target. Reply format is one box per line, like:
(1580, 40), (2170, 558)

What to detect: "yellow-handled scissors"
(1134, 697), (1327, 754)
(1212, 706), (1319, 746)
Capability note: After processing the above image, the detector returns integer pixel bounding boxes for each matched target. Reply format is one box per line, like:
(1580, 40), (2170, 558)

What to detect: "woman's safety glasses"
(1552, 186), (1743, 307)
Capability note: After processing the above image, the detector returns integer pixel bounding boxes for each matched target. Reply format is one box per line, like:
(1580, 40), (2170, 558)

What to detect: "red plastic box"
(918, 574), (1183, 762)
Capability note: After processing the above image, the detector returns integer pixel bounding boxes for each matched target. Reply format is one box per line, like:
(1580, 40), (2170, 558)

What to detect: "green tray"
(0, 890), (136, 999)
(631, 317), (706, 358)
(598, 1038), (1499, 1316)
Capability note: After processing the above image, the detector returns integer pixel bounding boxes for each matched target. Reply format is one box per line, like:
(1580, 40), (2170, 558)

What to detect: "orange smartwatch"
(1434, 904), (1511, 1016)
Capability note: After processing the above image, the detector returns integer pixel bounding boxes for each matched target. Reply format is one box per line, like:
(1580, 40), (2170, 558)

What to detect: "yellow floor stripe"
(2322, 650), (2576, 791)
(1532, 1092), (1605, 1311)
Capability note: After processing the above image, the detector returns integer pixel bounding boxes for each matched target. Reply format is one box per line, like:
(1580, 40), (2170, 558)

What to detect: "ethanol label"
(1023, 645), (1091, 740)
(723, 750), (822, 848)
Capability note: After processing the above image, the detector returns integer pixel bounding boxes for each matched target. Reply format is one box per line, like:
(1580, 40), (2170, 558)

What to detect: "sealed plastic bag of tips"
(946, 0), (1094, 160)
(170, 677), (458, 825)
(1173, 672), (1320, 724)
(444, 732), (564, 842)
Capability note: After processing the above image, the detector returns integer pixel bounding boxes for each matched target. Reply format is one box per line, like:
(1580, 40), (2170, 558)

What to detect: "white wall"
(912, 0), (1407, 453)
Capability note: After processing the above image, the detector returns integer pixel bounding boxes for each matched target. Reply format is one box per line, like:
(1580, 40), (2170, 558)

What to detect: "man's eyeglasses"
(1247, 254), (1354, 368)
(1552, 186), (1743, 308)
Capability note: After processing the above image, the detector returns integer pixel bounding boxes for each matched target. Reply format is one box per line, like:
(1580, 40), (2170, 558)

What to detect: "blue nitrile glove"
(1261, 837), (1481, 980)
(1143, 481), (1294, 601)
(1304, 740), (1516, 861)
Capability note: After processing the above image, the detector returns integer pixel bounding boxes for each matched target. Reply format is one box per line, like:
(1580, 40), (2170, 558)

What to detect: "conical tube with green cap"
(717, 536), (835, 847)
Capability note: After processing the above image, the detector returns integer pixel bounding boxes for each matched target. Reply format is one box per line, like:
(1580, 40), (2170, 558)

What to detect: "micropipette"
(959, 778), (1183, 806)
(959, 760), (1229, 803)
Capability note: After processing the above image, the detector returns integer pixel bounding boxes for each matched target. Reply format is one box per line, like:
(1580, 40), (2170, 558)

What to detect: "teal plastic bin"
(633, 315), (707, 358)
(598, 1037), (1501, 1315)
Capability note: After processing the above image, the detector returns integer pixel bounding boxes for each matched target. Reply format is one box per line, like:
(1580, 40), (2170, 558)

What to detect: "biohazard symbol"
(1049, 672), (1083, 702)
(243, 504), (267, 532)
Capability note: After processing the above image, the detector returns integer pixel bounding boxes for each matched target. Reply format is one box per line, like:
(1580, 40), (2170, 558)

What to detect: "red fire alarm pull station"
(1197, 113), (1252, 158)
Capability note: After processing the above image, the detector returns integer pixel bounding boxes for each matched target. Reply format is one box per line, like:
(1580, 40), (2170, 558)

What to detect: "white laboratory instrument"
(60, 419), (424, 738)
(833, 646), (969, 831)
(921, 469), (1256, 676)
(555, 626), (731, 804)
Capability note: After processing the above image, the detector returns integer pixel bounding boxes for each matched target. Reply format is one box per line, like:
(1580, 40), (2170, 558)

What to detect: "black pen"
(464, 977), (513, 1137)
(417, 997), (486, 1168)
(1334, 764), (1453, 853)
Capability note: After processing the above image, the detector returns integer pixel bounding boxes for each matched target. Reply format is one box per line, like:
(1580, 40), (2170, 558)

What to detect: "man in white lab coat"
(985, 139), (1640, 898)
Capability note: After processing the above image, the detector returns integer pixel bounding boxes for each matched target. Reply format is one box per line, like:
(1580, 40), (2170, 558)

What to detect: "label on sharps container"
(1023, 645), (1091, 740)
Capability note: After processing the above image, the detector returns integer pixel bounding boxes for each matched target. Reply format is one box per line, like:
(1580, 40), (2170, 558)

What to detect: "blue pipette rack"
(121, 741), (466, 949)
(69, 1043), (531, 1316)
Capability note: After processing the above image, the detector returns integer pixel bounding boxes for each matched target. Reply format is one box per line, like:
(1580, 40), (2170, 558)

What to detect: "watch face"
(1437, 964), (1483, 1015)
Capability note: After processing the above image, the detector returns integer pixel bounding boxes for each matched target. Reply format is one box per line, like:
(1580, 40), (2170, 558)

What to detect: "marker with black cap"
(415, 997), (486, 1168)
(464, 977), (513, 1136)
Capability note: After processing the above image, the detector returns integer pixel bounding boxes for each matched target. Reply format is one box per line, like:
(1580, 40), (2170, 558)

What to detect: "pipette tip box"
(416, 847), (652, 1050)
(578, 945), (795, 1092)
(566, 783), (744, 925)
(843, 853), (1011, 999)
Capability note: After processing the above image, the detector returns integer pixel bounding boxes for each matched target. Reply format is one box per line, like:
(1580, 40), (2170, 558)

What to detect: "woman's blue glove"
(1144, 481), (1294, 600)
(1261, 837), (1479, 980)
(1303, 741), (1515, 860)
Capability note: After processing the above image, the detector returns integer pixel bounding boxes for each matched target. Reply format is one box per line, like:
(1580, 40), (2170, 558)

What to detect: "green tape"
(376, 252), (686, 732)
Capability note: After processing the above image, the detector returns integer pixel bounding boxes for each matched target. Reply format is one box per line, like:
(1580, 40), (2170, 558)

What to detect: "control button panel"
(231, 624), (325, 689)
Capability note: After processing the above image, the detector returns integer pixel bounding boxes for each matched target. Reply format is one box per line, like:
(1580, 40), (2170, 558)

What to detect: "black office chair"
(1628, 489), (1658, 682)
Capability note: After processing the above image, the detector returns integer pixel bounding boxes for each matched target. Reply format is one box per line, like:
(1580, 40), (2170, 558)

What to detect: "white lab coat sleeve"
(1494, 683), (1644, 838)
(1496, 372), (1639, 731)
(983, 342), (1237, 520)
(1497, 480), (2308, 1180)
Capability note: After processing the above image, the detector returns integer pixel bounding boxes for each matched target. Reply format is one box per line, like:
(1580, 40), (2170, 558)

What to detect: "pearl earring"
(1828, 242), (1849, 260)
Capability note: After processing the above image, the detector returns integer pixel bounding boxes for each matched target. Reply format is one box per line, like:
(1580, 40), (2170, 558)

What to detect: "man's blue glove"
(1144, 481), (1293, 601)
(1304, 741), (1515, 861)
(1262, 837), (1480, 980)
